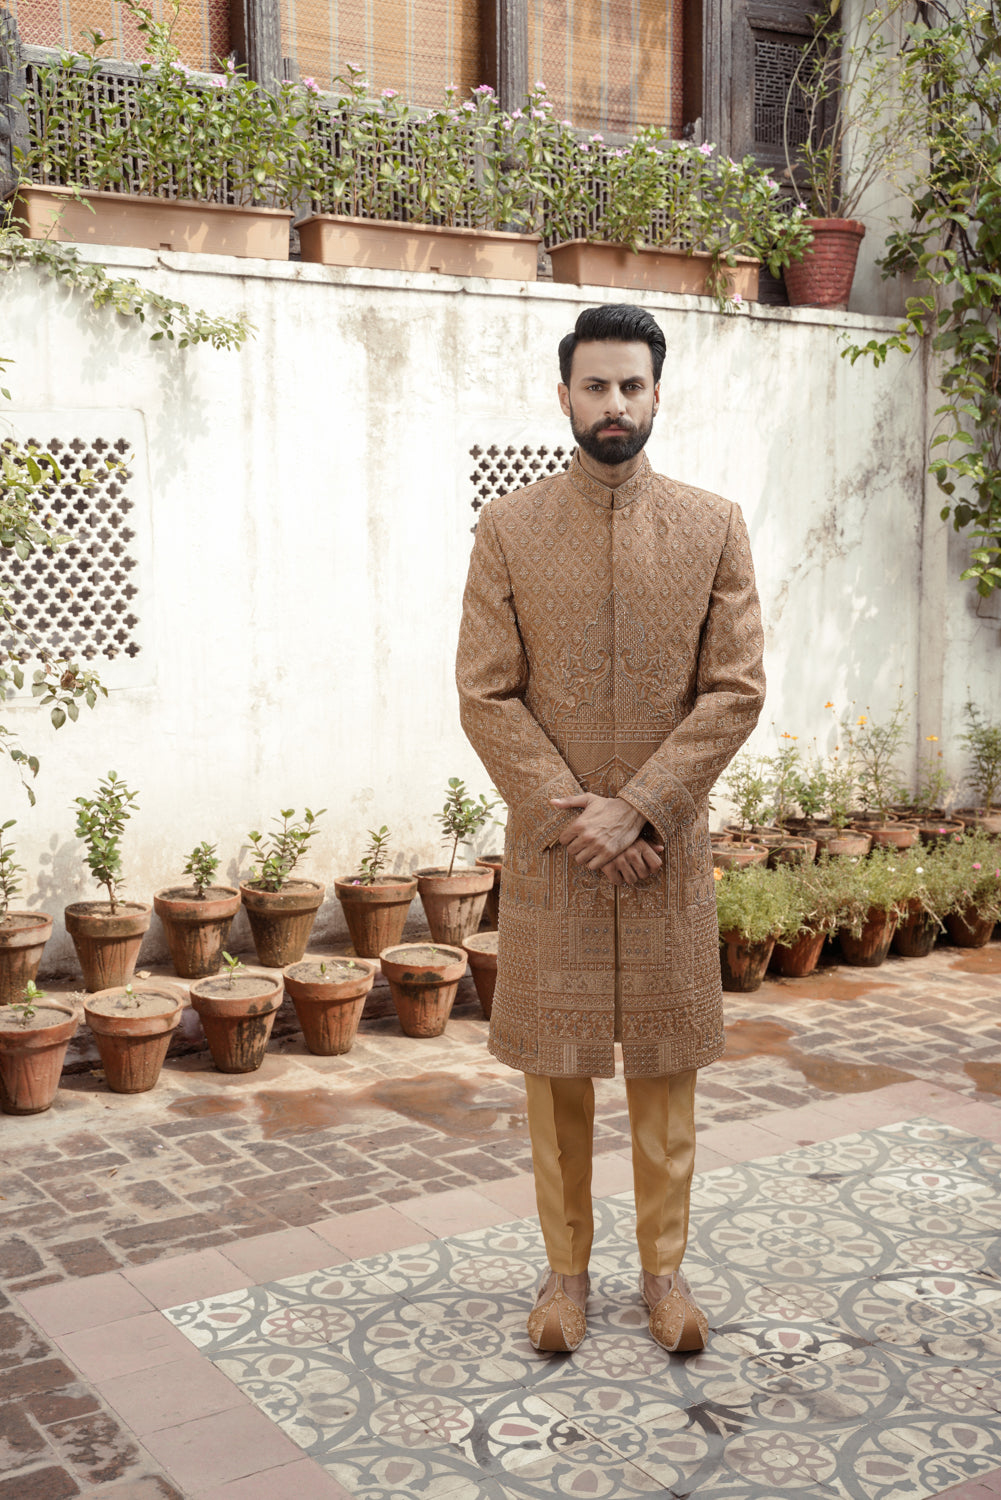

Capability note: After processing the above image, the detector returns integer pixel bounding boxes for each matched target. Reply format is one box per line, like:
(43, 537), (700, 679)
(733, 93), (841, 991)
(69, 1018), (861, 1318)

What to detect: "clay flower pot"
(414, 867), (494, 946)
(476, 855), (503, 929)
(768, 838), (818, 868)
(84, 984), (183, 1093)
(239, 880), (324, 967)
(783, 218), (866, 309)
(954, 808), (1001, 837)
(839, 908), (898, 967)
(944, 903), (996, 949)
(892, 900), (940, 958)
(0, 999), (78, 1115)
(548, 240), (760, 300)
(770, 928), (827, 978)
(379, 942), (467, 1038)
(712, 844), (769, 872)
(296, 215), (541, 280)
(0, 912), (53, 1006)
(719, 932), (775, 991)
(333, 876), (417, 959)
(460, 931), (498, 1018)
(189, 970), (283, 1073)
(64, 901), (152, 992)
(864, 823), (919, 851)
(814, 828), (872, 859)
(282, 957), (377, 1055)
(917, 820), (965, 847)
(153, 886), (242, 979)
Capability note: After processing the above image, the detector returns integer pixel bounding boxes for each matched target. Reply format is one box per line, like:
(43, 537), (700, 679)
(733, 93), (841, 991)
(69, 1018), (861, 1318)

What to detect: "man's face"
(558, 340), (660, 467)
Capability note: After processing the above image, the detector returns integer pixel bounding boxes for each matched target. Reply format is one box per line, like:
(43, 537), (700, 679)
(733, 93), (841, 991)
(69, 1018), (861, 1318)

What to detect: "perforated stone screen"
(469, 443), (570, 525)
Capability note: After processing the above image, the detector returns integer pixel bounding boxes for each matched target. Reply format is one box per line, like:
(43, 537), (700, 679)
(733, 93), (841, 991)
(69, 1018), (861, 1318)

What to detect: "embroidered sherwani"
(456, 449), (765, 1079)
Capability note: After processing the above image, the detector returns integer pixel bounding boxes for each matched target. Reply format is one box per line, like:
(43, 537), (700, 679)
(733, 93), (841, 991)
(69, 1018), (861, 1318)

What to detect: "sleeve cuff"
(618, 773), (696, 843)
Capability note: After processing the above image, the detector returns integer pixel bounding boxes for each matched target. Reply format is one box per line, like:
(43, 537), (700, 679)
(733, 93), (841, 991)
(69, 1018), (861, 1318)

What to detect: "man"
(456, 303), (765, 1354)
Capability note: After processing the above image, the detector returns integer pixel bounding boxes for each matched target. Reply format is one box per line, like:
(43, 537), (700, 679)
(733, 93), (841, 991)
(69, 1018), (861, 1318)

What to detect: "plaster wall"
(0, 248), (992, 973)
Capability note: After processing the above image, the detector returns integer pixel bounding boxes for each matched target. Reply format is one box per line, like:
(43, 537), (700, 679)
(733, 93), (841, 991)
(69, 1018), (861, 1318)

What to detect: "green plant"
(714, 863), (791, 943)
(961, 701), (1001, 812)
(775, 856), (843, 940)
(0, 820), (23, 920)
(896, 736), (955, 818)
(826, 846), (908, 936)
(122, 982), (140, 1008)
(843, 697), (909, 821)
(824, 748), (856, 829)
(790, 753), (830, 828)
(358, 826), (391, 885)
(221, 950), (244, 988)
(944, 831), (1001, 923)
(437, 778), (499, 876)
(765, 734), (801, 827)
(720, 753), (769, 839)
(72, 771), (139, 913)
(183, 842), (220, 898)
(247, 807), (326, 892)
(7, 978), (45, 1025)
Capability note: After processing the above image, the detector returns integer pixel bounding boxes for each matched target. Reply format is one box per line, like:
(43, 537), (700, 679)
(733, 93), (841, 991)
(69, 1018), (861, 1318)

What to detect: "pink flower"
(510, 108), (524, 120)
(474, 83), (495, 94)
(531, 109), (547, 119)
(209, 74), (225, 87)
(732, 293), (743, 305)
(462, 100), (476, 111)
(382, 87), (398, 98)
(302, 76), (319, 92)
(561, 119), (573, 127)
(590, 133), (604, 143)
(535, 78), (546, 88)
(699, 141), (715, 155)
(973, 862), (982, 870)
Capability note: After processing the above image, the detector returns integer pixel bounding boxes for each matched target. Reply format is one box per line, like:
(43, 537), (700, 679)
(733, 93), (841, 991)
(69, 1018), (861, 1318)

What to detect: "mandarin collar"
(568, 449), (654, 510)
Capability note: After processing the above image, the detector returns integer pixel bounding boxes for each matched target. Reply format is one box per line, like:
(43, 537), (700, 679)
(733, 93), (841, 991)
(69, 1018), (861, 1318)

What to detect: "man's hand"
(598, 837), (664, 887)
(551, 793), (647, 869)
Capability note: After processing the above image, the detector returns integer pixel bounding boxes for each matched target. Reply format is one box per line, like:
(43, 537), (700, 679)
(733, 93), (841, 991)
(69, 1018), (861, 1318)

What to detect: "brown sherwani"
(456, 449), (765, 1079)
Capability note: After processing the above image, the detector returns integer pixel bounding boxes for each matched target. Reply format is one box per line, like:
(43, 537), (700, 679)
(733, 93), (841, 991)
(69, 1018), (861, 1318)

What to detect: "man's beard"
(569, 402), (654, 466)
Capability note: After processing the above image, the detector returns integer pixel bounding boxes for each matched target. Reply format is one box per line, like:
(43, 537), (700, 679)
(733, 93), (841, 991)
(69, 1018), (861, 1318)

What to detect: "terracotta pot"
(549, 241), (760, 301)
(84, 984), (183, 1093)
(770, 928), (827, 978)
(944, 903), (997, 949)
(379, 942), (467, 1038)
(476, 855), (503, 929)
(783, 219), (866, 309)
(838, 908), (898, 967)
(414, 867), (494, 946)
(296, 215), (540, 280)
(719, 932), (775, 992)
(784, 819), (829, 836)
(709, 830), (733, 845)
(0, 912), (53, 1006)
(892, 900), (940, 958)
(188, 971), (283, 1073)
(460, 931), (498, 1018)
(712, 844), (769, 871)
(954, 808), (1001, 837)
(64, 901), (152, 992)
(864, 823), (919, 851)
(10, 185), (290, 258)
(240, 880), (324, 967)
(815, 828), (872, 858)
(153, 886), (242, 979)
(282, 957), (376, 1055)
(0, 1000), (78, 1115)
(768, 838), (818, 868)
(333, 875), (417, 959)
(917, 820), (965, 847)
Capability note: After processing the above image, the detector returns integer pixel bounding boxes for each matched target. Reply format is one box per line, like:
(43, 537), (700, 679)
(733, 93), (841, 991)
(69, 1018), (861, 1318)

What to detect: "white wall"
(1, 245), (992, 973)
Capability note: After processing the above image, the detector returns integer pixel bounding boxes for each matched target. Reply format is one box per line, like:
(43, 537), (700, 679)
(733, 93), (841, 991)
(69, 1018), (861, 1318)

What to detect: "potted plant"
(11, 0), (314, 259)
(334, 826), (417, 958)
(770, 858), (842, 978)
(460, 930), (499, 1017)
(714, 755), (769, 869)
(714, 865), (787, 991)
(282, 955), (377, 1055)
(831, 848), (905, 967)
(0, 821), (52, 1005)
(83, 980), (183, 1092)
(891, 845), (948, 959)
(475, 851), (503, 928)
(65, 772), (151, 991)
(414, 779), (498, 944)
(189, 951), (283, 1072)
(955, 702), (1001, 835)
(240, 807), (326, 966)
(379, 941), (468, 1037)
(845, 700), (917, 849)
(900, 738), (962, 842)
(0, 981), (78, 1115)
(296, 73), (543, 279)
(942, 833), (1001, 949)
(153, 841), (242, 979)
(812, 747), (871, 858)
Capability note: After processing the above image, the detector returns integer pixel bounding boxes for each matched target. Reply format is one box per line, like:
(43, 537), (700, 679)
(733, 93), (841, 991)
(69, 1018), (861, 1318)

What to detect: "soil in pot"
(240, 880), (325, 967)
(770, 928), (827, 978)
(839, 909), (897, 967)
(333, 876), (417, 959)
(415, 867), (494, 946)
(476, 855), (503, 929)
(84, 984), (183, 1093)
(0, 1000), (78, 1114)
(283, 957), (376, 1055)
(64, 901), (152, 992)
(712, 844), (769, 872)
(153, 886), (242, 979)
(189, 972), (283, 1073)
(768, 838), (818, 868)
(460, 930), (498, 1018)
(719, 933), (775, 992)
(380, 942), (467, 1038)
(944, 904), (997, 949)
(0, 912), (53, 1006)
(892, 901), (940, 959)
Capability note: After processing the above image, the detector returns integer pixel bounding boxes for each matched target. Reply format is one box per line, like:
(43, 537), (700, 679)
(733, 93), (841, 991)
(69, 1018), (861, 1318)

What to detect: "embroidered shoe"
(641, 1269), (709, 1353)
(527, 1270), (589, 1352)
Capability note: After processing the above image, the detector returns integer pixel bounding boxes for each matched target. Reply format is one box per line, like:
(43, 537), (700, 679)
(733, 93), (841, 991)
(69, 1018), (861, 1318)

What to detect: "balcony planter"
(414, 866), (494, 946)
(84, 984), (183, 1093)
(548, 241), (760, 300)
(944, 903), (996, 949)
(333, 875), (417, 959)
(379, 942), (467, 1038)
(783, 219), (866, 310)
(282, 957), (376, 1055)
(719, 932), (775, 992)
(64, 901), (152, 993)
(10, 185), (290, 259)
(0, 912), (53, 1006)
(892, 900), (940, 959)
(476, 855), (503, 929)
(770, 928), (828, 978)
(460, 931), (498, 1018)
(838, 908), (897, 967)
(189, 970), (283, 1073)
(239, 880), (324, 967)
(296, 216), (540, 281)
(0, 1000), (78, 1115)
(153, 886), (242, 979)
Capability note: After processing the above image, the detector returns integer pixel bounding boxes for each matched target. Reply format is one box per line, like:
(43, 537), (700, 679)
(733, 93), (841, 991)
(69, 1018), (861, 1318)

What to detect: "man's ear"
(558, 382), (572, 419)
(653, 380), (661, 416)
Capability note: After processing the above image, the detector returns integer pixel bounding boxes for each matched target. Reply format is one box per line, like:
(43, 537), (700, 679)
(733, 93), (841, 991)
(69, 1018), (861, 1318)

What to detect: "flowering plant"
(842, 695), (909, 822)
(714, 863), (793, 943)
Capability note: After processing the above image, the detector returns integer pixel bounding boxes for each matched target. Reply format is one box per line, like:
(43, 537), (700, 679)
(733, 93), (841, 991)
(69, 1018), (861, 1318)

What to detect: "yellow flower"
(926, 734), (939, 741)
(824, 701), (834, 709)
(857, 715), (867, 725)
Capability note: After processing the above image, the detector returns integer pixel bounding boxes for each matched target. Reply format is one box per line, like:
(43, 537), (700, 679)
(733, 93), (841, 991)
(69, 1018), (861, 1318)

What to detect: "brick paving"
(1, 937), (1000, 1495)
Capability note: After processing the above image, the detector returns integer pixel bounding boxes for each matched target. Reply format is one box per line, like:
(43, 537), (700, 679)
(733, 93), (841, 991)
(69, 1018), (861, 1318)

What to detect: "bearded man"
(456, 302), (766, 1354)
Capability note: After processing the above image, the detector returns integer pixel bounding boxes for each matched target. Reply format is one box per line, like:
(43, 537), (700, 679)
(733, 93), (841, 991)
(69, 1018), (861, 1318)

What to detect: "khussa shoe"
(641, 1269), (709, 1352)
(527, 1270), (589, 1352)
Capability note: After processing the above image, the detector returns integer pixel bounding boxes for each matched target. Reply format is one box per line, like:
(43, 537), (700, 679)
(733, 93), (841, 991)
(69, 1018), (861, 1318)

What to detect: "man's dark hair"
(558, 303), (666, 385)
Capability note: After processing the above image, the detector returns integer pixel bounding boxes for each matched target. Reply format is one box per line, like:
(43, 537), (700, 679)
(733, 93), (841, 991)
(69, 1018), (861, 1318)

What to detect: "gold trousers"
(523, 1069), (697, 1276)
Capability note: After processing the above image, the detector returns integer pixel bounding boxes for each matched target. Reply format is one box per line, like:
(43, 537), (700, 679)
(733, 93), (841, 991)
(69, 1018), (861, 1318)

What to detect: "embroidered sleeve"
(456, 504), (583, 851)
(618, 501), (766, 838)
